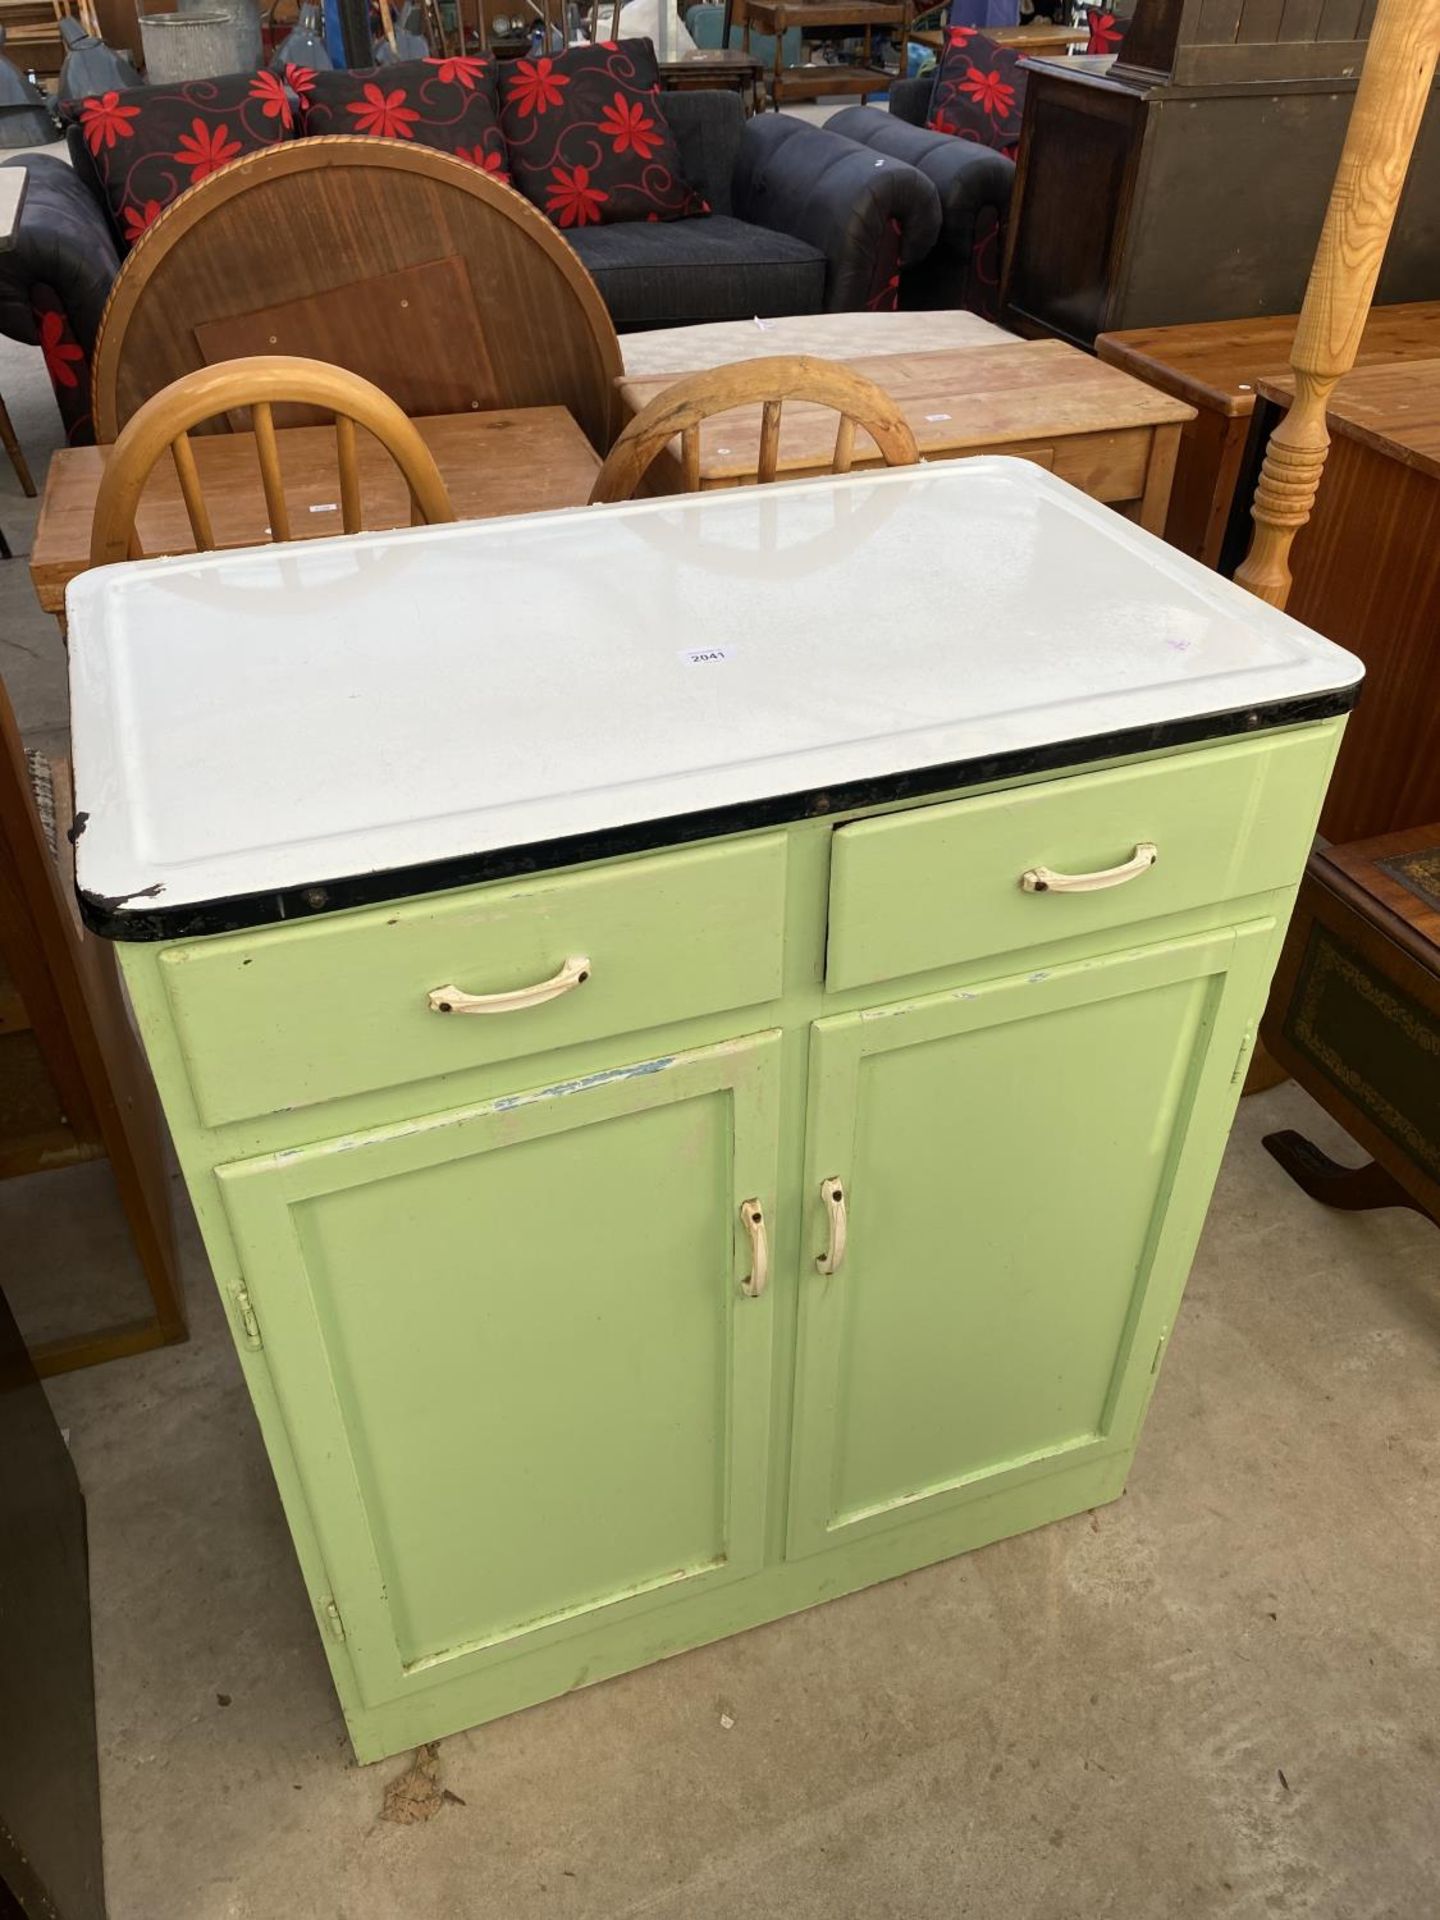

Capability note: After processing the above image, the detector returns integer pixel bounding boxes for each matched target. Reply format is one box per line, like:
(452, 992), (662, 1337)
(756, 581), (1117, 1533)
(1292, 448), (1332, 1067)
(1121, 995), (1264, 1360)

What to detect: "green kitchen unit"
(68, 460), (1361, 1763)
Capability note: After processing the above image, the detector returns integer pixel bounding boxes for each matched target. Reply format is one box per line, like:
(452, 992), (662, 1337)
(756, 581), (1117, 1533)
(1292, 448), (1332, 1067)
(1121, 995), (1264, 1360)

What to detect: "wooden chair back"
(588, 354), (921, 502)
(91, 139), (624, 452)
(89, 354), (455, 566)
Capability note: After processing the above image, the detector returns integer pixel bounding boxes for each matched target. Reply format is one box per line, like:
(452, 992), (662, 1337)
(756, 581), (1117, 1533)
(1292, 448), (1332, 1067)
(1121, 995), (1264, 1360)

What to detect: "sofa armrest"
(889, 76), (934, 126)
(823, 107), (1013, 314)
(0, 154), (121, 443)
(733, 113), (942, 312)
(825, 106), (1013, 250)
(0, 154), (119, 353)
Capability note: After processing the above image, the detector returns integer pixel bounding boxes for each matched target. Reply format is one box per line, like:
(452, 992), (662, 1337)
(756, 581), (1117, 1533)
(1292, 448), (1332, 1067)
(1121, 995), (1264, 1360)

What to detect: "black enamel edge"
(79, 684), (1360, 943)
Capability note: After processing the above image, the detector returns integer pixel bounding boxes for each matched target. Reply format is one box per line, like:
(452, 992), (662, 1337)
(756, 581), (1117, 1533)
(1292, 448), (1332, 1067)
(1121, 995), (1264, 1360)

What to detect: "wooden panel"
(0, 676), (185, 1367)
(1322, 826), (1440, 961)
(1316, 0), (1364, 39)
(93, 140), (623, 453)
(1195, 0), (1245, 41)
(1097, 301), (1440, 416)
(1116, 90), (1357, 329)
(1256, 355), (1440, 478)
(1171, 37), (1368, 78)
(1002, 76), (1140, 348)
(1097, 302), (1440, 565)
(1276, 0), (1324, 41)
(0, 1286), (106, 1920)
(1237, 0), (1285, 39)
(29, 407), (601, 616)
(1263, 862), (1440, 1219)
(193, 258), (502, 430)
(1272, 428), (1440, 842)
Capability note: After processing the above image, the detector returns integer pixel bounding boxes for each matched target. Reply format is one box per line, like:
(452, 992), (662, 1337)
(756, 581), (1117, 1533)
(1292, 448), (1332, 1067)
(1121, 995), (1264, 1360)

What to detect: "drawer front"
(160, 836), (788, 1126)
(825, 732), (1335, 992)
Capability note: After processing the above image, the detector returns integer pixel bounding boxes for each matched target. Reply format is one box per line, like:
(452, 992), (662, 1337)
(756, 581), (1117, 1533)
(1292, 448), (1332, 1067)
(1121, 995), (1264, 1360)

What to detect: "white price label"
(679, 646), (733, 666)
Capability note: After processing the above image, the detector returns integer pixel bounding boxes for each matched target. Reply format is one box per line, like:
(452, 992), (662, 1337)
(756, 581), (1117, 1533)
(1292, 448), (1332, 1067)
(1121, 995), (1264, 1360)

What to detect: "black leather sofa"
(0, 88), (943, 443)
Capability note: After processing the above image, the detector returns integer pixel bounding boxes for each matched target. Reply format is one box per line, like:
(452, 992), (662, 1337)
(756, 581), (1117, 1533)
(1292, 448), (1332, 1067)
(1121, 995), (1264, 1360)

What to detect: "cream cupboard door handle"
(1020, 842), (1158, 894)
(816, 1176), (847, 1275)
(739, 1199), (769, 1299)
(427, 955), (591, 1015)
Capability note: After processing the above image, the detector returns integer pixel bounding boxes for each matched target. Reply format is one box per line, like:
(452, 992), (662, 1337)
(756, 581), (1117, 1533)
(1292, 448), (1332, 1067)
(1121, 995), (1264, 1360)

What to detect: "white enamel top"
(68, 459), (1361, 923)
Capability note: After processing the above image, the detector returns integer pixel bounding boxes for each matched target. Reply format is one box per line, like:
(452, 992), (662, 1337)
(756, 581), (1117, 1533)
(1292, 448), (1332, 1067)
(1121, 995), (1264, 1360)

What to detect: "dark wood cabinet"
(0, 1285), (106, 1920)
(1001, 1), (1440, 349)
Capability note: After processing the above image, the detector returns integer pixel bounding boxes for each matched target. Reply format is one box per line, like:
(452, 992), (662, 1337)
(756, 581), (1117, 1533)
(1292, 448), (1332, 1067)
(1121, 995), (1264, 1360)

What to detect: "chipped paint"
(492, 1056), (677, 1110)
(85, 880), (165, 914)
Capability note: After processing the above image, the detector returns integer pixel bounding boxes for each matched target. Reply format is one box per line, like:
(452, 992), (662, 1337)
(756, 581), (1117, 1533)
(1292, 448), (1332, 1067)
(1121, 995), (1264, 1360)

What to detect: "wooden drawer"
(825, 733), (1335, 992)
(159, 837), (789, 1126)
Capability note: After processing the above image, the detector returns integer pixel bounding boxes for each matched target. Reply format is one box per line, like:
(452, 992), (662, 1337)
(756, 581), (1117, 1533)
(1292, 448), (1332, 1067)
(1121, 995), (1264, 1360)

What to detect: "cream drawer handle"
(428, 954), (591, 1015)
(816, 1176), (847, 1275)
(1020, 842), (1158, 895)
(739, 1198), (769, 1299)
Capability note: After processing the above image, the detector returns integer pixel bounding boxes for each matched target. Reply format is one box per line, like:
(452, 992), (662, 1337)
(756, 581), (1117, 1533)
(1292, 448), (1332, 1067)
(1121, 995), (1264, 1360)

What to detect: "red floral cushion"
(496, 39), (706, 228)
(296, 55), (510, 181)
(62, 73), (293, 249)
(1083, 6), (1129, 52)
(926, 27), (1027, 157)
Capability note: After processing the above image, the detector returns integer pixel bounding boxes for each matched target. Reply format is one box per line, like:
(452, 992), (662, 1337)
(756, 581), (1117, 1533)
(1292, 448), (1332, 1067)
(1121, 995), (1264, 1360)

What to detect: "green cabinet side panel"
(114, 721), (1346, 1762)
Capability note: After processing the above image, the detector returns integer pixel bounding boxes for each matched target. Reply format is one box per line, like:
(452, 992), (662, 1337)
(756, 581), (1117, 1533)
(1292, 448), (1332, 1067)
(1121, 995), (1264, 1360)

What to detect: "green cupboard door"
(788, 926), (1272, 1557)
(215, 1033), (781, 1710)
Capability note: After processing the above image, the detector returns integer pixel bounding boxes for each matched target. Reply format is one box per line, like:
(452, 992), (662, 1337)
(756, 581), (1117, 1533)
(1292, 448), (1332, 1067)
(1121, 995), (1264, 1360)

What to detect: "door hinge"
(229, 1278), (262, 1351)
(323, 1598), (346, 1642)
(1231, 1023), (1256, 1085)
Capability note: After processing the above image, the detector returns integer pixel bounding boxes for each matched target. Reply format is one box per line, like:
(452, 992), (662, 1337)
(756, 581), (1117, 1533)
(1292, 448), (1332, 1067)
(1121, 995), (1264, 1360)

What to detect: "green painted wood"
(112, 721), (1348, 1762)
(216, 1033), (782, 1709)
(159, 834), (790, 1126)
(825, 731), (1339, 992)
(789, 923), (1272, 1555)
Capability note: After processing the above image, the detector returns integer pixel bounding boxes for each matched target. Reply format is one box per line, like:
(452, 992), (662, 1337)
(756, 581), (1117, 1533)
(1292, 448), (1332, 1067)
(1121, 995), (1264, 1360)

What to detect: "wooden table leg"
(1137, 422), (1181, 536)
(0, 395), (36, 501)
(1263, 1129), (1432, 1218)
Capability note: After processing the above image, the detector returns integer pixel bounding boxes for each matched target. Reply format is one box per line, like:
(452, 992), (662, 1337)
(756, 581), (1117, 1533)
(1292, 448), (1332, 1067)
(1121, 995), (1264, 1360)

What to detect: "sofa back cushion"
(294, 55), (510, 179)
(925, 28), (1026, 156)
(61, 72), (294, 248)
(1082, 6), (1129, 53)
(497, 39), (708, 228)
(651, 88), (740, 217)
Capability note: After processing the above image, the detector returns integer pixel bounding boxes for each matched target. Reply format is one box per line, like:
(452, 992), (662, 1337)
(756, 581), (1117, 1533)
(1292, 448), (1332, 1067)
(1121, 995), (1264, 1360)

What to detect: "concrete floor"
(4, 322), (1440, 1920)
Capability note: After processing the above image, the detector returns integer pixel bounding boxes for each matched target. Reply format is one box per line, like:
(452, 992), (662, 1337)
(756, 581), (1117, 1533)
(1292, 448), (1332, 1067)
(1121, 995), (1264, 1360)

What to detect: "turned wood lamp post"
(1235, 0), (1440, 610)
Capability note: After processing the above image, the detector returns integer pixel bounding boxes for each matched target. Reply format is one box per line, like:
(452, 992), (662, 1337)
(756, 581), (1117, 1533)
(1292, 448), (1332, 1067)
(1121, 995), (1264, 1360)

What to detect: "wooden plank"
(1096, 299), (1440, 416)
(1195, 0), (1245, 43)
(1172, 34), (1368, 77)
(1317, 0), (1364, 40)
(193, 257), (502, 432)
(1237, 0), (1285, 37)
(29, 406), (602, 617)
(1255, 355), (1440, 478)
(1277, 0), (1325, 40)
